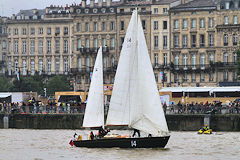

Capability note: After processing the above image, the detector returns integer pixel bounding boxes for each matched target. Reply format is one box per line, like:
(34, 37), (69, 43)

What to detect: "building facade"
(2, 0), (240, 91)
(0, 17), (8, 75)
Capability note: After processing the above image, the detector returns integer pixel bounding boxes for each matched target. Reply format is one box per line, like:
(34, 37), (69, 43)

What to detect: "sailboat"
(73, 9), (170, 148)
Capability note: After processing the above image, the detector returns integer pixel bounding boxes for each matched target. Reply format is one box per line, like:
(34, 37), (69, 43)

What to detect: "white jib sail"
(106, 10), (138, 126)
(82, 46), (104, 128)
(129, 13), (169, 136)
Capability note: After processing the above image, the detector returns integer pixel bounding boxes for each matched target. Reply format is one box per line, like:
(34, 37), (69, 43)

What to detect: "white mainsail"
(106, 10), (169, 136)
(82, 46), (104, 128)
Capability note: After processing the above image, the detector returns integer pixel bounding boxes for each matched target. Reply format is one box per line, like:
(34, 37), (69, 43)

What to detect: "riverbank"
(0, 114), (240, 131)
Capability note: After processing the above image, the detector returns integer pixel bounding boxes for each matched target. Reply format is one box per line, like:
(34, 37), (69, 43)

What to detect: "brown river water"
(0, 129), (239, 160)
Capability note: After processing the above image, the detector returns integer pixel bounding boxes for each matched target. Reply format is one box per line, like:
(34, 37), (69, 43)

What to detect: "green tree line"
(0, 75), (73, 96)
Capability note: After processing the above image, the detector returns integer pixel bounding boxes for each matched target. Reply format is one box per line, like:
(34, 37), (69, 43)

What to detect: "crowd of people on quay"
(163, 100), (240, 114)
(1, 97), (240, 115)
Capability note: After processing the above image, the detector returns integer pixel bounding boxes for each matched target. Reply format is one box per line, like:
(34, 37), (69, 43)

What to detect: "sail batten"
(106, 9), (169, 136)
(82, 47), (104, 128)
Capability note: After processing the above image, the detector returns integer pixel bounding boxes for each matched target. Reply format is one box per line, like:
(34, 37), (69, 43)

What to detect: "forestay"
(82, 46), (104, 128)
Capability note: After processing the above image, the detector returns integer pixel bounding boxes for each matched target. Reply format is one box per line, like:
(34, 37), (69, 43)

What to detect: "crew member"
(132, 129), (140, 137)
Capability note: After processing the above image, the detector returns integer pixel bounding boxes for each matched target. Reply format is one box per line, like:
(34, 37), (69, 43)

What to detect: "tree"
(46, 75), (72, 96)
(0, 76), (12, 92)
(10, 74), (44, 93)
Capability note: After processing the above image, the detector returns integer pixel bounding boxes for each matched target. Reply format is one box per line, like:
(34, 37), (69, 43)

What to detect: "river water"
(0, 129), (239, 160)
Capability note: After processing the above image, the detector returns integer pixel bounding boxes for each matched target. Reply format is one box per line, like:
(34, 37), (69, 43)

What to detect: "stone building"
(169, 0), (240, 87)
(2, 0), (240, 92)
(0, 17), (8, 75)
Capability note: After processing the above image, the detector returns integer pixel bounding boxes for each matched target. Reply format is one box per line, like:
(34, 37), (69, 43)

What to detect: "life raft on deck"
(198, 129), (212, 134)
(103, 134), (131, 138)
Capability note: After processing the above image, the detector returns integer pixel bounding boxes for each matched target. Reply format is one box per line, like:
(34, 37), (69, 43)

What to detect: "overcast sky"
(0, 0), (81, 17)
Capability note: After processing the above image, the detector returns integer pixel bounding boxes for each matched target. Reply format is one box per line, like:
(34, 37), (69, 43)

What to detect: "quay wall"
(0, 114), (240, 131)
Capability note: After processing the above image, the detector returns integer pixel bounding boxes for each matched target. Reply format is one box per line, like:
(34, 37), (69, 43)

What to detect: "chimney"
(98, 0), (103, 7)
(106, 0), (112, 7)
(82, 0), (86, 8)
(90, 0), (94, 7)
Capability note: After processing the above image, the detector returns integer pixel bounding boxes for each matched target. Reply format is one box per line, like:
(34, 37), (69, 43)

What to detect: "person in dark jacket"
(132, 129), (140, 137)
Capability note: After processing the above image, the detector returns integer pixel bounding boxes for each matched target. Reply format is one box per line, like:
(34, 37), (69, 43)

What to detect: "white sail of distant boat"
(106, 9), (169, 136)
(82, 46), (104, 128)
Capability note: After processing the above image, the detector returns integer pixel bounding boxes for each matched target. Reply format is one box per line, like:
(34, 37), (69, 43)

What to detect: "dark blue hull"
(73, 136), (170, 148)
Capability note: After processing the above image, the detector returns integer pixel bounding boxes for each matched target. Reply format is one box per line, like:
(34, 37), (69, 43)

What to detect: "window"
(77, 39), (81, 49)
(77, 23), (81, 32)
(39, 60), (43, 75)
(14, 40), (18, 54)
(47, 28), (51, 35)
(94, 38), (98, 50)
(200, 72), (205, 82)
(93, 22), (98, 32)
(120, 9), (124, 13)
(163, 8), (167, 14)
(200, 18), (205, 28)
(225, 2), (230, 9)
(192, 54), (196, 69)
(111, 38), (115, 50)
(22, 28), (27, 35)
(192, 73), (196, 82)
(209, 18), (214, 28)
(191, 35), (196, 47)
(224, 52), (228, 64)
(22, 59), (27, 75)
(191, 19), (196, 28)
(209, 54), (214, 64)
(174, 73), (179, 83)
(64, 27), (68, 34)
(183, 19), (188, 29)
(102, 38), (106, 47)
(154, 21), (158, 30)
(233, 34), (238, 45)
(14, 28), (18, 35)
(85, 57), (90, 71)
(233, 52), (237, 64)
(102, 22), (106, 31)
(30, 40), (35, 54)
(223, 71), (228, 81)
(47, 40), (51, 53)
(163, 36), (167, 49)
(209, 34), (214, 46)
(64, 40), (68, 53)
(31, 60), (35, 75)
(2, 40), (6, 49)
(183, 54), (188, 69)
(22, 41), (26, 54)
(175, 54), (179, 68)
(55, 39), (60, 53)
(78, 58), (82, 71)
(103, 57), (107, 71)
(163, 21), (167, 29)
(183, 73), (188, 82)
(182, 35), (188, 48)
(200, 54), (205, 68)
(224, 16), (229, 25)
(209, 71), (214, 82)
(55, 27), (60, 35)
(233, 71), (237, 81)
(47, 59), (51, 74)
(8, 59), (12, 75)
(142, 20), (146, 30)
(85, 22), (89, 32)
(86, 38), (90, 48)
(154, 73), (158, 83)
(174, 35), (179, 48)
(39, 27), (43, 34)
(154, 8), (158, 14)
(200, 34), (205, 47)
(224, 34), (228, 46)
(110, 22), (115, 30)
(232, 15), (237, 25)
(64, 59), (68, 73)
(154, 53), (158, 66)
(174, 20), (179, 29)
(120, 21), (124, 30)
(154, 36), (158, 49)
(38, 40), (43, 54)
(163, 53), (167, 66)
(31, 28), (35, 35)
